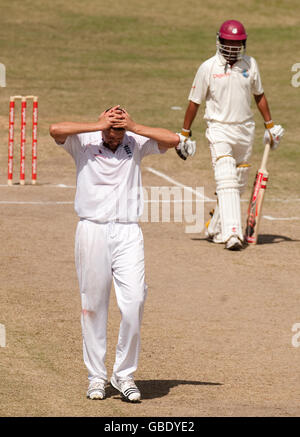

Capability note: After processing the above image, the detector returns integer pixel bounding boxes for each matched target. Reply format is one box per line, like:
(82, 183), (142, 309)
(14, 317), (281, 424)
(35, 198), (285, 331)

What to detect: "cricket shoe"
(205, 209), (224, 243)
(225, 235), (243, 251)
(111, 375), (141, 402)
(205, 228), (224, 244)
(87, 379), (106, 400)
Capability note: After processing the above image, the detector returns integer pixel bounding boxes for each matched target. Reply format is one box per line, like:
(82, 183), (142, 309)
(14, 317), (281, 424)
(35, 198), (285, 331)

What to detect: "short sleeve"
(130, 133), (161, 159)
(56, 134), (81, 159)
(188, 63), (209, 105)
(251, 58), (264, 96)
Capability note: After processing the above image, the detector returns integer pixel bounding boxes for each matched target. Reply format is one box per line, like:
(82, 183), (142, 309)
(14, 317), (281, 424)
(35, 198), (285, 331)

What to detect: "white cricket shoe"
(205, 229), (224, 244)
(225, 235), (243, 251)
(87, 380), (106, 400)
(111, 375), (141, 402)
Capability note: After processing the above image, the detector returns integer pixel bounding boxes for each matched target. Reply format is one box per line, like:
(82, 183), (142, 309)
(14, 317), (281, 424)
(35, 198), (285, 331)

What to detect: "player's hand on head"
(98, 109), (113, 130)
(111, 108), (134, 131)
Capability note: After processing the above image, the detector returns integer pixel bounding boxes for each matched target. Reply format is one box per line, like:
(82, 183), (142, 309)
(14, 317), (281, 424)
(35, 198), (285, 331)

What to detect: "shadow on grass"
(106, 379), (222, 400)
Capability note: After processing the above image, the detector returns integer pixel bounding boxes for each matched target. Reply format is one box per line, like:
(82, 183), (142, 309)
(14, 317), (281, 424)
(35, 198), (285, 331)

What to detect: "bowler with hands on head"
(49, 105), (195, 402)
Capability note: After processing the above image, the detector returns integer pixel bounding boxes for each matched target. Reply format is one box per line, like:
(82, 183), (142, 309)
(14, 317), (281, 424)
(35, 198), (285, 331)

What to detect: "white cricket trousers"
(206, 120), (255, 167)
(75, 219), (147, 383)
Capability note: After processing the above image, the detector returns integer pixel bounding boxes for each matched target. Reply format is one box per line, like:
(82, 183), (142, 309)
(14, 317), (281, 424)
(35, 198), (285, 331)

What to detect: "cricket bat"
(245, 142), (270, 244)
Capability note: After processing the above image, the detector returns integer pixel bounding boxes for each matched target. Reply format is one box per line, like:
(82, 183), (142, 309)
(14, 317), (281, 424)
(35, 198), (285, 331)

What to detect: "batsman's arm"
(254, 93), (272, 123)
(254, 93), (284, 149)
(182, 100), (200, 132)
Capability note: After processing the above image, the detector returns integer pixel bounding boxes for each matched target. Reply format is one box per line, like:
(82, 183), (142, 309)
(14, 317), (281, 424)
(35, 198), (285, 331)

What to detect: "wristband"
(264, 120), (274, 129)
(181, 128), (192, 138)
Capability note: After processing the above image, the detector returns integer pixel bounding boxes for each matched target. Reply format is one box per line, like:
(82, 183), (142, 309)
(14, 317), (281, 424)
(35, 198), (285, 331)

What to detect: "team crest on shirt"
(242, 69), (249, 78)
(124, 144), (133, 158)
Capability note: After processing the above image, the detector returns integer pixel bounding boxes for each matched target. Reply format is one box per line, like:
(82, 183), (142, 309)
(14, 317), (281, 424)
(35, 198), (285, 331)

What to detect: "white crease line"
(0, 203), (299, 218)
(50, 184), (76, 188)
(1, 180), (300, 204)
(263, 215), (300, 221)
(144, 169), (300, 203)
(145, 200), (202, 203)
(0, 201), (73, 205)
(0, 200), (200, 205)
(145, 167), (214, 201)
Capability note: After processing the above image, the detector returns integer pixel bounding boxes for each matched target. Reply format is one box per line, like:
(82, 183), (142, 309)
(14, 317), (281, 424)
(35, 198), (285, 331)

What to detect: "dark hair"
(105, 107), (125, 113)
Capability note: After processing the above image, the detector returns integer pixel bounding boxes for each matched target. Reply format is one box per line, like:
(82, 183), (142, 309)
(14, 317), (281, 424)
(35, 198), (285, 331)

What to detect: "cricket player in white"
(50, 106), (195, 402)
(179, 20), (284, 250)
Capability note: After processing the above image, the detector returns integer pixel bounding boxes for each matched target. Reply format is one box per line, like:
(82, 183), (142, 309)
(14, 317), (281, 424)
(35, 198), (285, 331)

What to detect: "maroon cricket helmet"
(216, 20), (247, 62)
(218, 20), (247, 41)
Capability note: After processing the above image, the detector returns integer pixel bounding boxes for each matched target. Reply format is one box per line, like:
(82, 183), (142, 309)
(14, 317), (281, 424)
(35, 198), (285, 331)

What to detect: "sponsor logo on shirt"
(213, 72), (231, 79)
(242, 69), (249, 78)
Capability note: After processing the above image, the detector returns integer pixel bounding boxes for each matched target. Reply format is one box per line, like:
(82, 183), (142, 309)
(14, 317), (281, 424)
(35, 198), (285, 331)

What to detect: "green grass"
(0, 0), (299, 194)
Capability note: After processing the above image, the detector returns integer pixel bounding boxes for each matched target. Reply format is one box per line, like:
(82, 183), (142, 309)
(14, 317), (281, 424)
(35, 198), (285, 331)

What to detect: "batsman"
(178, 20), (284, 250)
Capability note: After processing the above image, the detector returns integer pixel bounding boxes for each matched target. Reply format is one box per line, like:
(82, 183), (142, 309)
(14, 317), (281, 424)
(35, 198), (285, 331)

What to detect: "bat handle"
(261, 142), (270, 172)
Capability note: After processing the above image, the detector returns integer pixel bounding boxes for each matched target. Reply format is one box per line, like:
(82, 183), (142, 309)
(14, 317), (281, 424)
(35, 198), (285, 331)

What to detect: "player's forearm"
(49, 121), (103, 138)
(254, 93), (272, 123)
(129, 123), (180, 148)
(183, 101), (199, 130)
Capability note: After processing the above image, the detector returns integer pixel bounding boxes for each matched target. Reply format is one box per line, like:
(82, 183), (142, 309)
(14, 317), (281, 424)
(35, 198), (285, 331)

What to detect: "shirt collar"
(101, 133), (130, 153)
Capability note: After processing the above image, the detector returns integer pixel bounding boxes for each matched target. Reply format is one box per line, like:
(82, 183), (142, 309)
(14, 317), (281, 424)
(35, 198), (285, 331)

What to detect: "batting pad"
(215, 156), (243, 242)
(236, 164), (251, 195)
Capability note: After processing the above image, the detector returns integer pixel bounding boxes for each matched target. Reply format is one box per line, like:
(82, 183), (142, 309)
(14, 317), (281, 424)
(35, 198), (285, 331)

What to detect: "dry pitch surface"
(0, 0), (300, 417)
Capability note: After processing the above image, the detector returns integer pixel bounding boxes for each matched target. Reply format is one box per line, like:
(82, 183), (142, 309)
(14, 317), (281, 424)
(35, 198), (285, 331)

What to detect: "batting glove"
(175, 130), (196, 160)
(263, 121), (285, 150)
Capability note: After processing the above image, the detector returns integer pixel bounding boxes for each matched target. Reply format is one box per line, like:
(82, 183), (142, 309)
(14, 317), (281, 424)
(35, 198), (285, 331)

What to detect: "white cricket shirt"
(188, 53), (264, 123)
(58, 131), (162, 222)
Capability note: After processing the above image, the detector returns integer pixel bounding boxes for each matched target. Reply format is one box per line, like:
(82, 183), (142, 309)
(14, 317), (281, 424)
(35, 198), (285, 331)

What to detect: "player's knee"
(122, 297), (145, 324)
(215, 155), (239, 191)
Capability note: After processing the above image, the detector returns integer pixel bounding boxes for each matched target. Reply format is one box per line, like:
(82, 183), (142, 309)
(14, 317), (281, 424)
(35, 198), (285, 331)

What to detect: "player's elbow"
(49, 124), (59, 138)
(49, 124), (66, 143)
